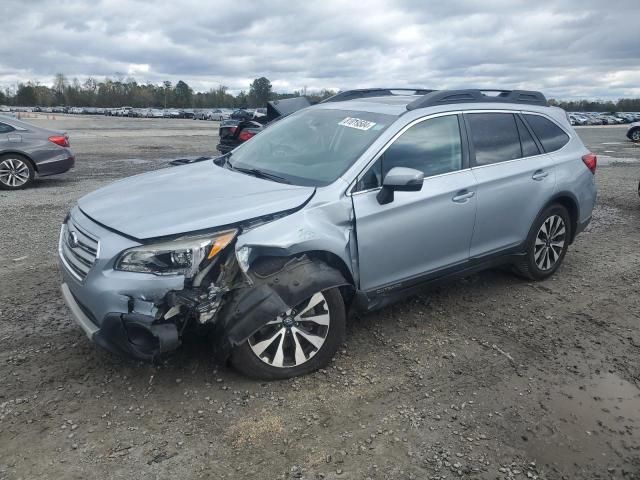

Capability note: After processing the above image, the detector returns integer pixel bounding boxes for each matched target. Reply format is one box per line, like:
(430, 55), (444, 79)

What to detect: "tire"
(630, 128), (640, 142)
(231, 287), (346, 380)
(514, 204), (571, 281)
(0, 154), (35, 190)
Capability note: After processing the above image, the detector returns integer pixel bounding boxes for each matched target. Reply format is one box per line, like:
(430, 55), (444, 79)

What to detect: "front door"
(352, 114), (477, 292)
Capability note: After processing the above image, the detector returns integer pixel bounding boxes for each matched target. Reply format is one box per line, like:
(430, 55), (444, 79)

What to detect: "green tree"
(16, 83), (37, 106)
(53, 73), (67, 104)
(163, 81), (172, 108)
(249, 77), (272, 107)
(173, 80), (193, 108)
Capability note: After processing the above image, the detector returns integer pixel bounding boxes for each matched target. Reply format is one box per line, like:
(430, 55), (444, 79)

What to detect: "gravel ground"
(1, 115), (639, 480)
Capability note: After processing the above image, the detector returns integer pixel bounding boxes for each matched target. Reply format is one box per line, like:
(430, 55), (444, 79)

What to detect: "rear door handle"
(532, 170), (549, 181)
(452, 190), (475, 203)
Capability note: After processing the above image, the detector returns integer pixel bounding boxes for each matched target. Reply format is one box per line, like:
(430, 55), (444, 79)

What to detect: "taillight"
(238, 130), (255, 142)
(582, 153), (597, 174)
(48, 134), (70, 147)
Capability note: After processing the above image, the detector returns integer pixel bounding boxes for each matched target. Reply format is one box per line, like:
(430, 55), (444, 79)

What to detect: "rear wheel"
(231, 288), (345, 380)
(515, 204), (571, 281)
(0, 154), (34, 190)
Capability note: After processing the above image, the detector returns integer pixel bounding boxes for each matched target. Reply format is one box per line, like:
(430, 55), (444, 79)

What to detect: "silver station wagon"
(59, 88), (597, 379)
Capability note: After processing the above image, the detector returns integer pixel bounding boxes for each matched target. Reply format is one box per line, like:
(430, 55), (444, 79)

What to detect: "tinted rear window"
(515, 115), (540, 157)
(523, 114), (569, 153)
(0, 122), (14, 133)
(467, 113), (521, 166)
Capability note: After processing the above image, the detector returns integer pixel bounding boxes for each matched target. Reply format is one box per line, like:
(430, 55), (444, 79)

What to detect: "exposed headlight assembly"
(115, 229), (237, 277)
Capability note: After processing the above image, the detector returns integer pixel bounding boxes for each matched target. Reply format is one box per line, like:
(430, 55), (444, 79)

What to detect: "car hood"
(78, 161), (315, 239)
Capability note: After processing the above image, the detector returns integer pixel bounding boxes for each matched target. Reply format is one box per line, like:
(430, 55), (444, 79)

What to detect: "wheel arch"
(628, 126), (640, 141)
(0, 150), (37, 172)
(249, 250), (356, 306)
(545, 192), (579, 243)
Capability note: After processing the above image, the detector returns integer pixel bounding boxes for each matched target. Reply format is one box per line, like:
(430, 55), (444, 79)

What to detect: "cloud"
(1, 0), (639, 99)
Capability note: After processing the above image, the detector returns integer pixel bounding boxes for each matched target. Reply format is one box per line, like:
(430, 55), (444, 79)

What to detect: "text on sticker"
(338, 117), (376, 131)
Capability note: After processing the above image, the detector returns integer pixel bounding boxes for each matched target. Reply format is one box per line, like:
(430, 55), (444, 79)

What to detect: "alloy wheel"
(632, 130), (640, 142)
(534, 215), (566, 271)
(0, 158), (30, 188)
(248, 291), (331, 368)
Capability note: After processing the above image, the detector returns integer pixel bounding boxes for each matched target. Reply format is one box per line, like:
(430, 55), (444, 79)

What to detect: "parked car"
(217, 97), (312, 154)
(149, 109), (165, 118)
(209, 109), (229, 121)
(569, 114), (588, 126)
(627, 122), (640, 142)
(0, 115), (74, 189)
(193, 109), (211, 120)
(59, 88), (597, 379)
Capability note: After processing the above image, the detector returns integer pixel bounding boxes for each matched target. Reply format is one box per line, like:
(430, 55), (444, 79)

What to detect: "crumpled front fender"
(234, 197), (358, 284)
(212, 256), (347, 360)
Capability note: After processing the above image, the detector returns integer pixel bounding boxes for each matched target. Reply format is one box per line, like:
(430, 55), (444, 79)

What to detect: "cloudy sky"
(1, 0), (639, 99)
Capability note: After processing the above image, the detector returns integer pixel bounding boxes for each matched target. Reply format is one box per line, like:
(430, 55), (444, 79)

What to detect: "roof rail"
(321, 88), (434, 103)
(406, 89), (548, 110)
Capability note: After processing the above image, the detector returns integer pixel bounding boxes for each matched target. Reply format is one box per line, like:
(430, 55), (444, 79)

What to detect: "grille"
(59, 220), (99, 281)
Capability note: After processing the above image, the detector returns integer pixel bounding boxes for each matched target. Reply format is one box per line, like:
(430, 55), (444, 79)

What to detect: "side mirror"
(376, 167), (424, 205)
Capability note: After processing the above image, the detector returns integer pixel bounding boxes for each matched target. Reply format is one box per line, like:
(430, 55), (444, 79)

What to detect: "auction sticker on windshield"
(338, 117), (376, 131)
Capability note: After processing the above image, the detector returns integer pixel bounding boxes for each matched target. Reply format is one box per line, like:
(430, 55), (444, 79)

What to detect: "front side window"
(355, 115), (462, 191)
(523, 114), (570, 153)
(467, 113), (521, 166)
(228, 108), (394, 186)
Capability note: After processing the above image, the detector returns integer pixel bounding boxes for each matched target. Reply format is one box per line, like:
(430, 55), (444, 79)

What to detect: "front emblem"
(69, 231), (79, 248)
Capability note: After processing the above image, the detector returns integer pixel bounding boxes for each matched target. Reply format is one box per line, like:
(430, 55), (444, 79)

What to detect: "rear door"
(466, 111), (557, 257)
(352, 114), (477, 292)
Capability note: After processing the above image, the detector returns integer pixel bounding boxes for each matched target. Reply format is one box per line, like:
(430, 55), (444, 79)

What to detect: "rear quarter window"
(0, 122), (15, 133)
(523, 114), (570, 153)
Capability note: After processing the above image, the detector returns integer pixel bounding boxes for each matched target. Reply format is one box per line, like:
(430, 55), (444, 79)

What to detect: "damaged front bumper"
(58, 208), (195, 361)
(60, 283), (180, 361)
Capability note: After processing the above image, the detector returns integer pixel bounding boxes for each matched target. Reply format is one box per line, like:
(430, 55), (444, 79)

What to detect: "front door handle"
(532, 170), (549, 181)
(452, 190), (475, 203)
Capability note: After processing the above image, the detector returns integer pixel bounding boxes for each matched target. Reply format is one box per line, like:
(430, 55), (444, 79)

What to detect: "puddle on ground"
(527, 373), (640, 470)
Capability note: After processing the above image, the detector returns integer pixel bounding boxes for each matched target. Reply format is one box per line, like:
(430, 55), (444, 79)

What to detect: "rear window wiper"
(230, 164), (291, 184)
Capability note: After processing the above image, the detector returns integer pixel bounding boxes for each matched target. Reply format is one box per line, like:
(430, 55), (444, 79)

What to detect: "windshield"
(227, 108), (394, 186)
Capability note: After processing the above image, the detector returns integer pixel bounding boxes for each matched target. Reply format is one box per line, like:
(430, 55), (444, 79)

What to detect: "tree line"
(547, 98), (640, 112)
(0, 74), (336, 109)
(1, 74), (639, 111)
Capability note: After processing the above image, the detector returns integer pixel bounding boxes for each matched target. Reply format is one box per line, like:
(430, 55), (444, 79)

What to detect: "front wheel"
(514, 204), (571, 281)
(630, 128), (640, 142)
(231, 288), (346, 380)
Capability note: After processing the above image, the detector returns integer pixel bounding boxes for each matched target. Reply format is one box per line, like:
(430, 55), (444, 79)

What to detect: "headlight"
(115, 229), (237, 276)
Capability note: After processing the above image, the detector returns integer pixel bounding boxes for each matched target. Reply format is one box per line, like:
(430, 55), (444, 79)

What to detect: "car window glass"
(0, 122), (14, 133)
(355, 158), (382, 191)
(523, 114), (570, 153)
(230, 108), (393, 187)
(381, 115), (462, 178)
(516, 115), (540, 157)
(467, 113), (521, 166)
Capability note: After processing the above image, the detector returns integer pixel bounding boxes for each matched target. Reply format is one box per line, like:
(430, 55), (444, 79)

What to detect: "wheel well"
(250, 250), (356, 306)
(551, 195), (578, 243)
(0, 151), (37, 172)
(304, 251), (356, 305)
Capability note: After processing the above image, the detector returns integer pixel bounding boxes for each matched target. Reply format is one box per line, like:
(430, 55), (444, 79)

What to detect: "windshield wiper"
(230, 165), (291, 184)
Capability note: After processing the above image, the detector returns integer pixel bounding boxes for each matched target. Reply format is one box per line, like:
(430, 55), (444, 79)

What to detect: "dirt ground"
(0, 115), (639, 480)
